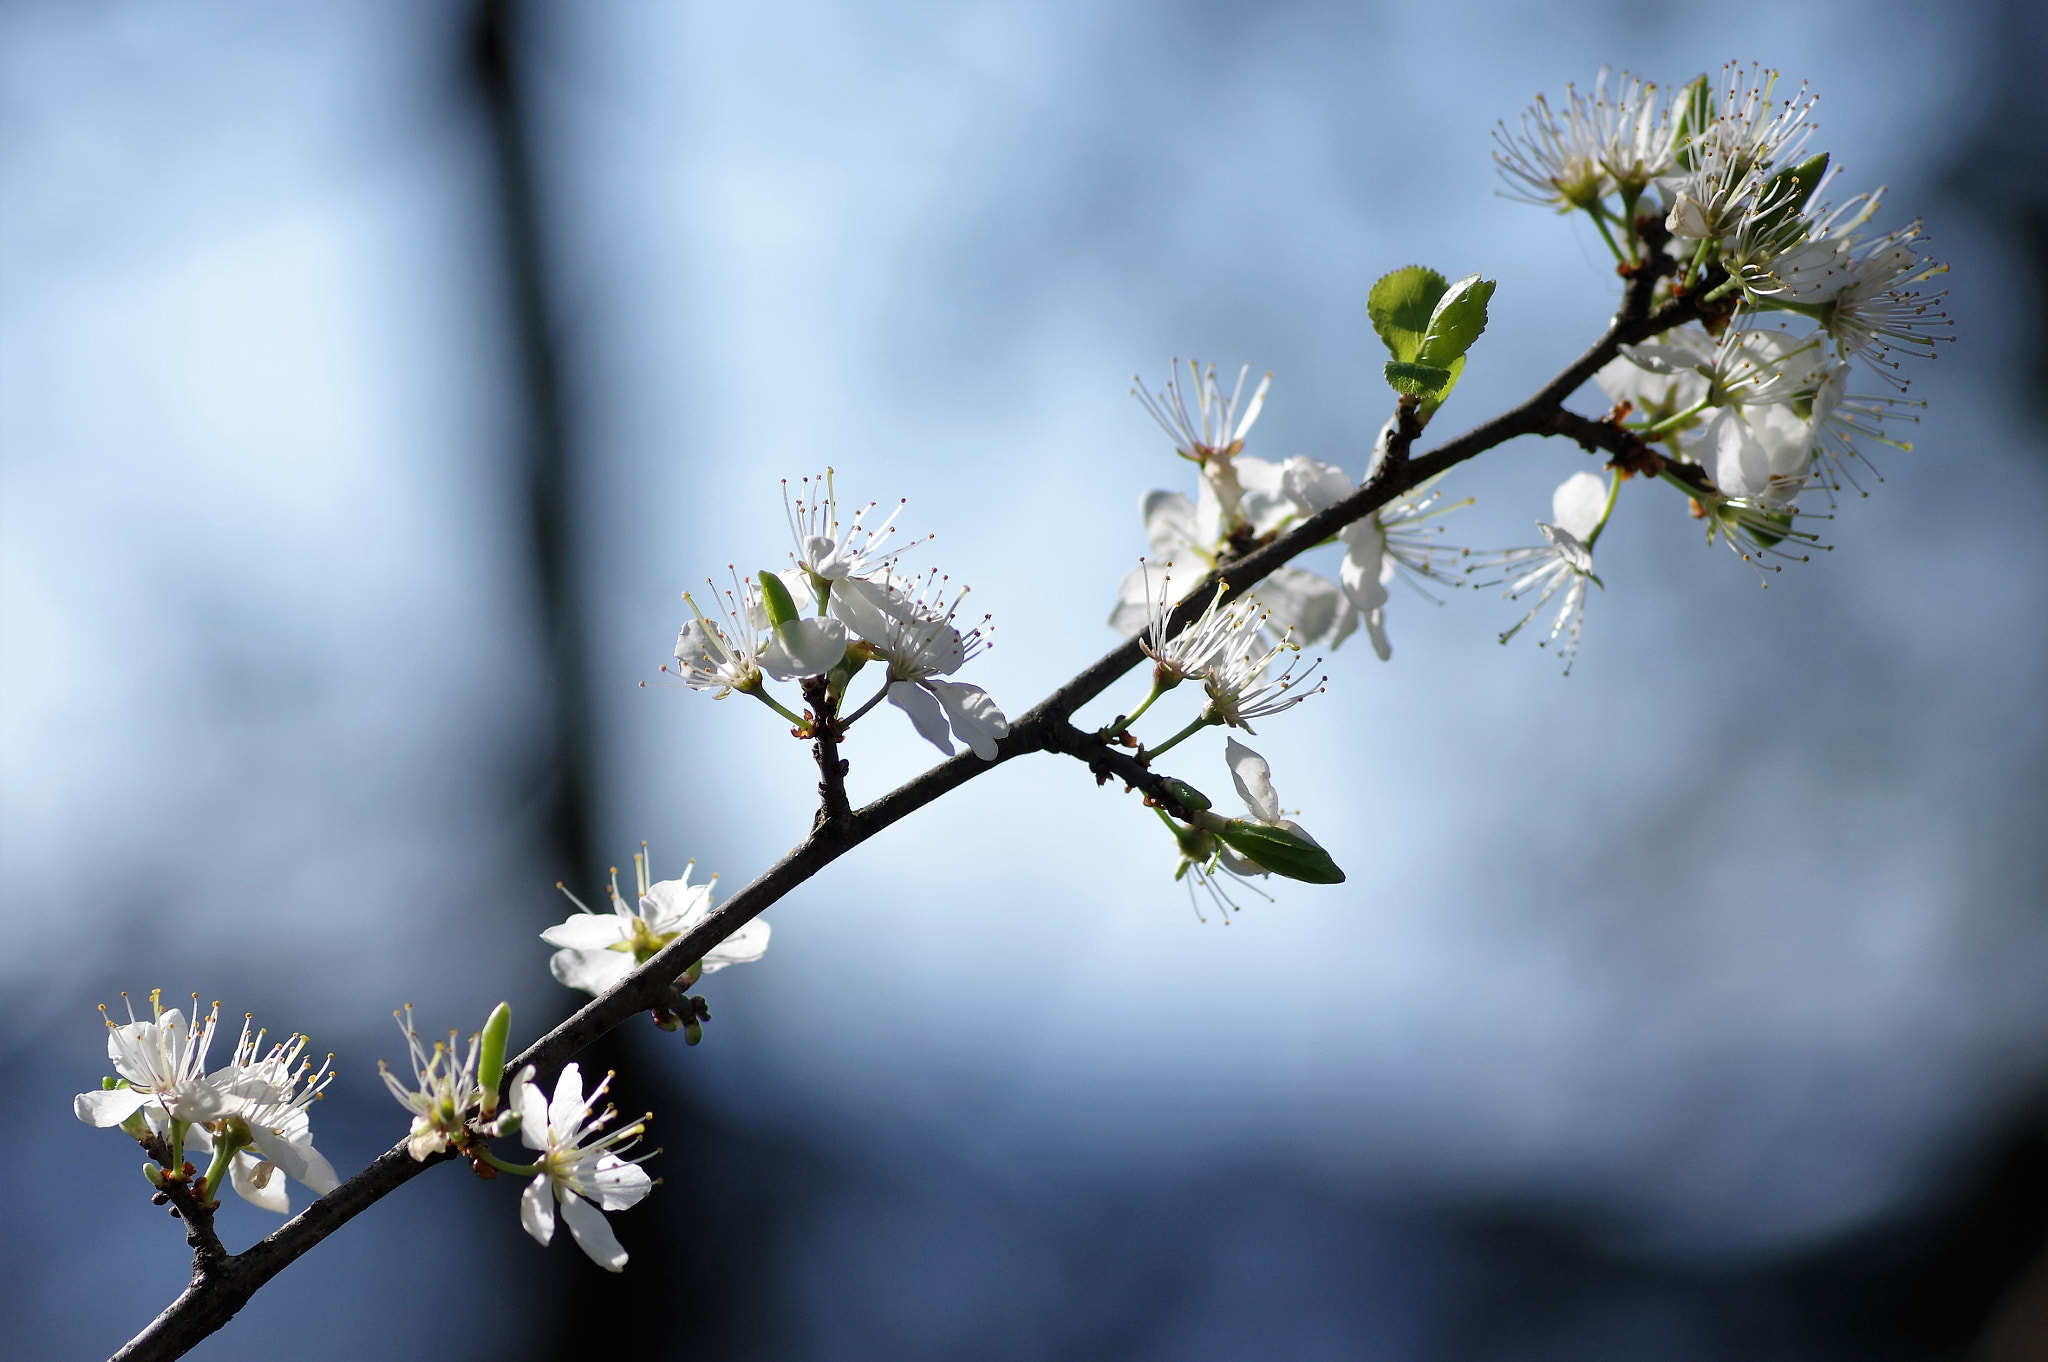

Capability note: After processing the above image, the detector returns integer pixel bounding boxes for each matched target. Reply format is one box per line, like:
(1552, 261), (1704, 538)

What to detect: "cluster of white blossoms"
(669, 471), (1010, 761)
(75, 992), (337, 1215)
(1112, 363), (1470, 660)
(1482, 62), (1948, 666)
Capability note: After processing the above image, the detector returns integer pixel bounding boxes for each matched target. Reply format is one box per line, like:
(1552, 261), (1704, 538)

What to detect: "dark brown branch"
(114, 245), (1704, 1362)
(800, 676), (853, 829)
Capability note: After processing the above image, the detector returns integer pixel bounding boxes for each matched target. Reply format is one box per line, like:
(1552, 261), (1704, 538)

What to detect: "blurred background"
(4, 1), (2045, 1358)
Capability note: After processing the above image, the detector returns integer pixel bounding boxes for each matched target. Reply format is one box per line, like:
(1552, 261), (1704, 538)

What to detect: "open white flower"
(1493, 80), (1612, 211)
(1483, 471), (1611, 673)
(671, 567), (847, 696)
(834, 568), (1009, 760)
(1278, 457), (1469, 661)
(513, 1063), (654, 1273)
(543, 849), (767, 999)
(379, 1005), (484, 1162)
(783, 469), (929, 625)
(1107, 489), (1350, 649)
(75, 992), (231, 1130)
(211, 1020), (339, 1212)
(1201, 624), (1323, 732)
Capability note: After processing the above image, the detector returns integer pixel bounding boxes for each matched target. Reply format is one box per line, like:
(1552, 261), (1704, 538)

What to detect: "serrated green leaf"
(1420, 354), (1467, 415)
(1367, 266), (1449, 363)
(1416, 275), (1495, 369)
(1215, 821), (1346, 885)
(1384, 360), (1453, 397)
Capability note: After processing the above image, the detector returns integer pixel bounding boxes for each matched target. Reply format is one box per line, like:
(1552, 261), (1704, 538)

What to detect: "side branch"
(116, 252), (1701, 1362)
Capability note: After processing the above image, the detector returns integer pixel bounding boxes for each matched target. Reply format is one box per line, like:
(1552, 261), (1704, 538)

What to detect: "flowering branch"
(103, 63), (1955, 1360)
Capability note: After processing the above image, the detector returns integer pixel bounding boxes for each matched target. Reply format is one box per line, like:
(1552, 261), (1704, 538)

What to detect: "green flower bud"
(1215, 820), (1347, 884)
(477, 1002), (511, 1117)
(757, 570), (800, 628)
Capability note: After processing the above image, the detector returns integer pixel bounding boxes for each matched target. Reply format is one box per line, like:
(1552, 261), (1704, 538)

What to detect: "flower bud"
(476, 1002), (512, 1118)
(1215, 820), (1346, 884)
(757, 570), (800, 628)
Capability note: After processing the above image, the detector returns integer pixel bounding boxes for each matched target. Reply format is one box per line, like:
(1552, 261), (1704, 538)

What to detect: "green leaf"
(1367, 266), (1449, 363)
(1384, 360), (1454, 397)
(1216, 821), (1346, 885)
(1159, 778), (1211, 813)
(1416, 275), (1495, 369)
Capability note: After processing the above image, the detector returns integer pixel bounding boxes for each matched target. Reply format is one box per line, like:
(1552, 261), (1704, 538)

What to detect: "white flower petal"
(515, 1067), (549, 1152)
(1138, 490), (1202, 559)
(520, 1174), (556, 1246)
(828, 575), (912, 646)
(559, 1189), (629, 1272)
(888, 680), (954, 755)
(548, 1065), (589, 1136)
(550, 948), (634, 998)
(74, 1086), (150, 1128)
(540, 916), (630, 950)
(640, 878), (712, 934)
(1550, 472), (1610, 542)
(230, 1152), (291, 1214)
(760, 617), (848, 680)
(581, 1152), (655, 1211)
(927, 680), (1009, 761)
(1225, 738), (1282, 824)
(1280, 456), (1354, 515)
(1252, 568), (1345, 648)
(703, 919), (772, 973)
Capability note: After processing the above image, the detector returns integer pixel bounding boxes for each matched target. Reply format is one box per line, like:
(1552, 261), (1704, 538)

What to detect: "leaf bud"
(1158, 778), (1211, 812)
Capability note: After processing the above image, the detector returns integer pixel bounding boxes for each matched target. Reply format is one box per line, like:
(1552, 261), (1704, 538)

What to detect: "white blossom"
(379, 1005), (484, 1162)
(211, 1019), (339, 1212)
(75, 992), (230, 1130)
(1483, 471), (1611, 673)
(543, 849), (767, 999)
(512, 1063), (654, 1273)
(1278, 457), (1469, 660)
(1107, 489), (1350, 649)
(670, 567), (847, 696)
(833, 567), (1009, 760)
(1200, 623), (1324, 732)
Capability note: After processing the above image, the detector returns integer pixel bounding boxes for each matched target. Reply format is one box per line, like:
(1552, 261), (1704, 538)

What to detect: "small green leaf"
(1367, 266), (1449, 363)
(757, 570), (799, 628)
(1159, 778), (1211, 813)
(1384, 360), (1454, 397)
(1216, 821), (1346, 885)
(1416, 275), (1495, 369)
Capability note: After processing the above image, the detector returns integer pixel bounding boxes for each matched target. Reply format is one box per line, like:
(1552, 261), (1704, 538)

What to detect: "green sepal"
(1215, 821), (1346, 884)
(102, 1076), (127, 1090)
(1367, 265), (1449, 363)
(1416, 275), (1495, 370)
(757, 571), (800, 628)
(1159, 778), (1211, 813)
(476, 1002), (511, 1117)
(1384, 360), (1454, 397)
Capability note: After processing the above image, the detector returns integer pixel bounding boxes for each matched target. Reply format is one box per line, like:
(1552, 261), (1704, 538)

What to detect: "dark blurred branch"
(110, 229), (1702, 1362)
